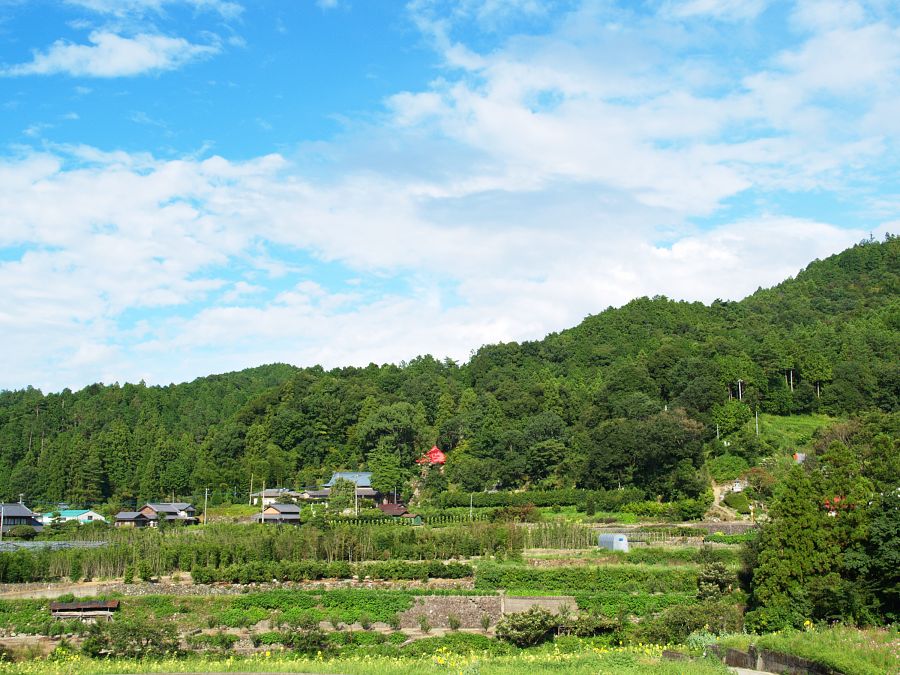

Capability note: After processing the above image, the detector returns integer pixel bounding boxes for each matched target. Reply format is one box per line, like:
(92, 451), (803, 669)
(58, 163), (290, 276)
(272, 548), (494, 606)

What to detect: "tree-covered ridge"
(0, 236), (897, 507)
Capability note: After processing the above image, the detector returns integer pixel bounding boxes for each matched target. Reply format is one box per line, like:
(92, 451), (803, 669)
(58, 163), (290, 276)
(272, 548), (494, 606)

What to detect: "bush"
(495, 606), (559, 647)
(187, 632), (238, 653)
(570, 613), (618, 637)
(632, 600), (743, 644)
(6, 525), (36, 540)
(697, 557), (734, 601)
(447, 613), (461, 631)
(491, 504), (541, 523)
(417, 615), (431, 633)
(704, 532), (756, 545)
(217, 607), (267, 628)
(402, 632), (508, 656)
(122, 565), (134, 584)
(723, 491), (751, 514)
(88, 618), (180, 658)
(138, 560), (153, 583)
(708, 454), (749, 482)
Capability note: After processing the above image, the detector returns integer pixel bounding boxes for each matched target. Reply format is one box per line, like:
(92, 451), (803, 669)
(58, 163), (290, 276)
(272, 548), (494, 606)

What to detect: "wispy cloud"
(2, 31), (220, 77)
(63, 0), (243, 19)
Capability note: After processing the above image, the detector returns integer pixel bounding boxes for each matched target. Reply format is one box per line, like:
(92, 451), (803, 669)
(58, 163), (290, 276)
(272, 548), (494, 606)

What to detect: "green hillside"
(0, 236), (897, 508)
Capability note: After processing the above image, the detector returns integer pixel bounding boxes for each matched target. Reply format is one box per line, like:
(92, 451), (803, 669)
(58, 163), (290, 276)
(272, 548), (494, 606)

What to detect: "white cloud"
(662, 0), (769, 21)
(2, 31), (219, 77)
(790, 0), (866, 32)
(0, 145), (884, 391)
(64, 0), (243, 19)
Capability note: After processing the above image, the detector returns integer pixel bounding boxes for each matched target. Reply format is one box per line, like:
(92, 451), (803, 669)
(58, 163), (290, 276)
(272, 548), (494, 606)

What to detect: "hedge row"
(190, 559), (473, 584)
(474, 563), (698, 593)
(573, 591), (697, 617)
(434, 488), (645, 510)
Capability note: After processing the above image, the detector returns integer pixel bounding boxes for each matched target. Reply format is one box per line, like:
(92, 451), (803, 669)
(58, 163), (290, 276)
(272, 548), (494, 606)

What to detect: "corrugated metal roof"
(50, 600), (119, 611)
(324, 472), (373, 488)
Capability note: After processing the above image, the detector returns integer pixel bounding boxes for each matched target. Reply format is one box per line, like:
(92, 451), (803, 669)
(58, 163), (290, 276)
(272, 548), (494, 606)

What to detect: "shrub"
(417, 615), (431, 633)
(632, 599), (743, 644)
(217, 607), (266, 628)
(707, 454), (749, 482)
(290, 627), (330, 655)
(92, 618), (180, 658)
(447, 613), (461, 631)
(571, 613), (618, 637)
(723, 491), (751, 514)
(704, 532), (756, 545)
(68, 556), (82, 582)
(358, 612), (372, 630)
(480, 613), (492, 632)
(491, 504), (541, 523)
(187, 632), (238, 653)
(7, 525), (36, 540)
(697, 557), (734, 601)
(138, 560), (153, 583)
(122, 565), (134, 584)
(495, 606), (558, 647)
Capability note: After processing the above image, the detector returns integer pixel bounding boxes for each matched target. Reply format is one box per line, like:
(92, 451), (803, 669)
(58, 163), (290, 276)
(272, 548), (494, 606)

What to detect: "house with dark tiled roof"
(113, 511), (151, 528)
(121, 502), (199, 527)
(0, 503), (43, 534)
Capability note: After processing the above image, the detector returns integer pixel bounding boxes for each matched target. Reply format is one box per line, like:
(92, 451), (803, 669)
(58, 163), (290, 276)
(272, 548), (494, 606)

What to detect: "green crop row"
(475, 563), (698, 593)
(190, 559), (472, 584)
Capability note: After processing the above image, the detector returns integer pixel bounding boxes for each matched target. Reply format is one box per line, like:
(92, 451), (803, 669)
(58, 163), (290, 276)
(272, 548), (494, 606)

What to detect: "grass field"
(0, 644), (732, 675)
(747, 413), (840, 452)
(717, 625), (899, 675)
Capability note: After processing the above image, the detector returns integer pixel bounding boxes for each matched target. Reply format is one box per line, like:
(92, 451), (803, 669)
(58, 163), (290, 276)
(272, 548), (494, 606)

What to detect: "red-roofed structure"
(415, 445), (447, 465)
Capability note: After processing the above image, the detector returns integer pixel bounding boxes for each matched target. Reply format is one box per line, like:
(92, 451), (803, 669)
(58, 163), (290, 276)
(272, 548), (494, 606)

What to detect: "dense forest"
(0, 236), (897, 509)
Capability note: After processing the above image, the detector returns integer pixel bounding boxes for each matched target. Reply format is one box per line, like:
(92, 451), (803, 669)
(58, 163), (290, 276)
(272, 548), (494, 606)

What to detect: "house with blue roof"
(324, 472), (373, 488)
(300, 472), (379, 502)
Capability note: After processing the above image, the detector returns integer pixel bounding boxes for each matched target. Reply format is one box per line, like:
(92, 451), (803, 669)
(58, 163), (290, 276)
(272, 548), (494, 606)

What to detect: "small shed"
(50, 600), (119, 622)
(598, 533), (629, 553)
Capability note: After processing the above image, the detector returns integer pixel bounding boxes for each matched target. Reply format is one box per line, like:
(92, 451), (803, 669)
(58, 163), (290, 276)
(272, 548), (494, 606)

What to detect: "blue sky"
(1, 0), (898, 391)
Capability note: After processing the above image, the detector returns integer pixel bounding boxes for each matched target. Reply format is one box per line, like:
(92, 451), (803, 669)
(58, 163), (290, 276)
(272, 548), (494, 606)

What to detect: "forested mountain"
(1, 236), (897, 508)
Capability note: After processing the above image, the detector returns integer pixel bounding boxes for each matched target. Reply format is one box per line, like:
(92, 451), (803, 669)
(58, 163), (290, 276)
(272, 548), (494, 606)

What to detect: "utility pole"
(203, 488), (209, 525)
(0, 506), (4, 542)
(249, 474), (253, 506)
(716, 423), (719, 441)
(469, 493), (473, 521)
(755, 408), (759, 436)
(261, 481), (266, 520)
(737, 379), (743, 401)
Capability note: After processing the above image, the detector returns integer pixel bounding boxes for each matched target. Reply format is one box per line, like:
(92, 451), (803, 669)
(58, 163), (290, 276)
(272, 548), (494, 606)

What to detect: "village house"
(41, 509), (106, 526)
(323, 471), (379, 500)
(251, 487), (301, 507)
(113, 511), (151, 528)
(254, 502), (302, 525)
(0, 503), (44, 535)
(114, 502), (198, 528)
(377, 502), (423, 525)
